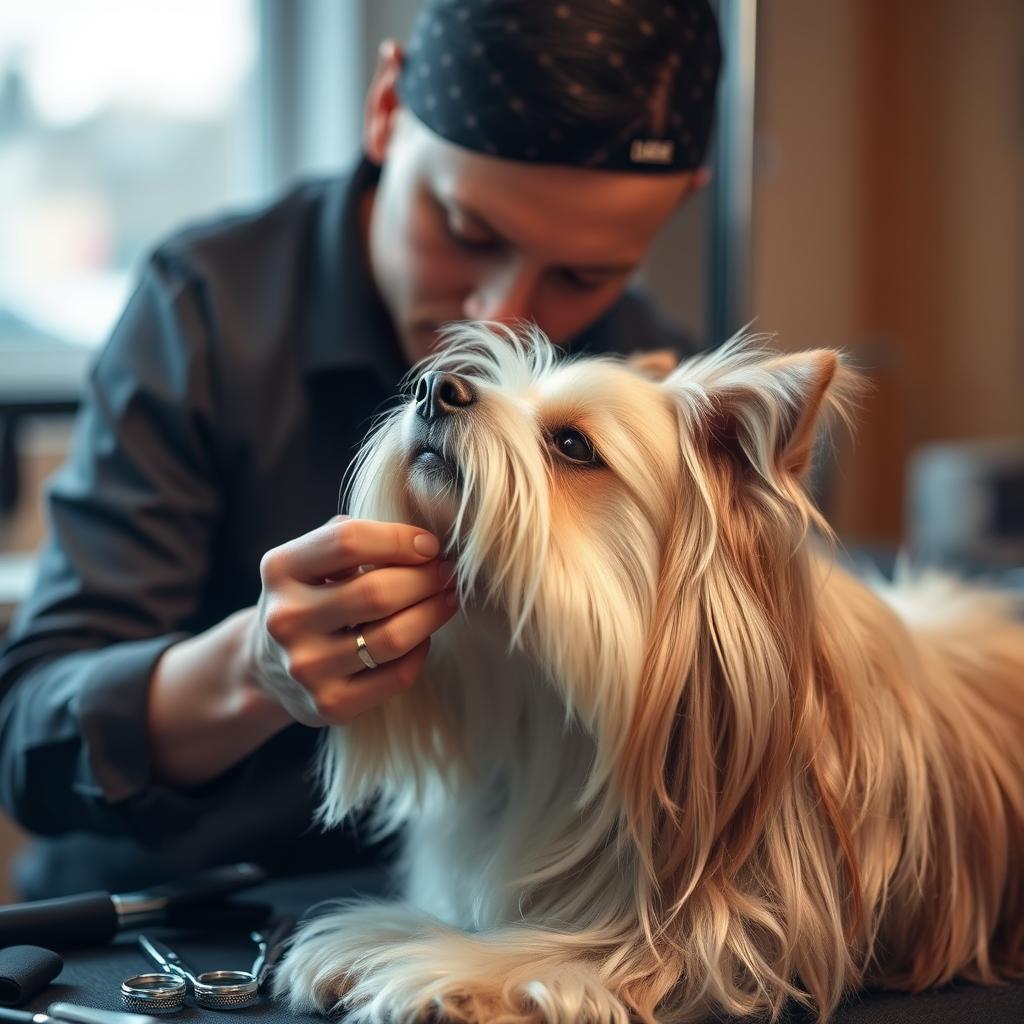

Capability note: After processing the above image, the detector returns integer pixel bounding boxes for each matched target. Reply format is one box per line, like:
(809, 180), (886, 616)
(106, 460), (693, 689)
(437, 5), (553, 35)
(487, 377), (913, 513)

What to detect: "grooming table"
(20, 869), (1024, 1022)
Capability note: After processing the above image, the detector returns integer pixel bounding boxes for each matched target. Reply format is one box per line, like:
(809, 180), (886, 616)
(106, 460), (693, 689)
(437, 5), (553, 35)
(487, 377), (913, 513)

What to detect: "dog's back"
(829, 562), (1024, 989)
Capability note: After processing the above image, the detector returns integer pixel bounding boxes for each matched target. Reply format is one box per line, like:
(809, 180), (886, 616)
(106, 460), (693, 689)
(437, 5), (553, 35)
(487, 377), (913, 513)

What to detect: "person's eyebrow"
(446, 196), (639, 274)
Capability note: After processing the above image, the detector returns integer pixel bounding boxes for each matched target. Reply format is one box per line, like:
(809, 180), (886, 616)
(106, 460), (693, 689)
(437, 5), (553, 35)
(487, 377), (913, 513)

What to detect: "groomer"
(0, 0), (721, 899)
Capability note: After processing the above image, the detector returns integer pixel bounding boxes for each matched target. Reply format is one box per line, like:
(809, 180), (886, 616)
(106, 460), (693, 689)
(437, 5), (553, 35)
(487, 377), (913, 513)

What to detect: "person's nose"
(462, 260), (539, 323)
(414, 371), (477, 423)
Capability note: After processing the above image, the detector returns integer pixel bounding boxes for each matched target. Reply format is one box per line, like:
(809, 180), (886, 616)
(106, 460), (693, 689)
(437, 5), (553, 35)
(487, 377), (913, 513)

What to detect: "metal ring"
(355, 629), (378, 670)
(192, 970), (261, 1010)
(121, 973), (186, 1014)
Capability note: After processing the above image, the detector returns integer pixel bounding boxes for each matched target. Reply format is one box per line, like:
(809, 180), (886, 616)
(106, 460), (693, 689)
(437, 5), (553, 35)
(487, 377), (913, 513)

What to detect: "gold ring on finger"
(354, 629), (378, 670)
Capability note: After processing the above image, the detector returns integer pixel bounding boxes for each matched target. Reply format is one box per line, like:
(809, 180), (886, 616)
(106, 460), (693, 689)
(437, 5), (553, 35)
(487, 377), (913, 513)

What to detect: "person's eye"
(446, 218), (501, 252)
(559, 268), (615, 291)
(550, 427), (602, 466)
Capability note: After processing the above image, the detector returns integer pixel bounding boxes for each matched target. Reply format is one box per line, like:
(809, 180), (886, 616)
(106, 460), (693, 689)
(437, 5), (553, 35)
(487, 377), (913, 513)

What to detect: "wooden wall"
(752, 0), (1024, 543)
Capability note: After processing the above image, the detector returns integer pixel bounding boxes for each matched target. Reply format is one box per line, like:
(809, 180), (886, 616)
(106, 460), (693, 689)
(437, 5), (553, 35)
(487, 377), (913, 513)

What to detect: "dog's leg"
(272, 900), (632, 1024)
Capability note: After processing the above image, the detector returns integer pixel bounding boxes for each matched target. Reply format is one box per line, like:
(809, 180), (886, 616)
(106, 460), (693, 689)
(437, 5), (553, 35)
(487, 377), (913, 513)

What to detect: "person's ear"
(364, 39), (405, 165)
(692, 167), (712, 191)
(675, 166), (712, 207)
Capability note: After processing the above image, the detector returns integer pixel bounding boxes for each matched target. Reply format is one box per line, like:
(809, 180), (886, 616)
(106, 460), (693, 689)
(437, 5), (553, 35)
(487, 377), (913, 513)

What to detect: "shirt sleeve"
(0, 247), (259, 843)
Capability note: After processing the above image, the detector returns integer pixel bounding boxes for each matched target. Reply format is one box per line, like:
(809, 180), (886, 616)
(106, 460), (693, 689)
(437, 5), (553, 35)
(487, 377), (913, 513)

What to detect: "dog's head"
(345, 320), (856, 859)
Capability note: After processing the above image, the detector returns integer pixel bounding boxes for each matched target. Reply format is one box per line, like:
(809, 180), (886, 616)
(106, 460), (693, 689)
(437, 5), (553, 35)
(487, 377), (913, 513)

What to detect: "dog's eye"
(551, 428), (600, 466)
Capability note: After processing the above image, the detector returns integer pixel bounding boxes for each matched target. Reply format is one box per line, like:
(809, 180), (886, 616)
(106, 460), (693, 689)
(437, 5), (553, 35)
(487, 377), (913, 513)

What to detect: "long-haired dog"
(273, 324), (1024, 1023)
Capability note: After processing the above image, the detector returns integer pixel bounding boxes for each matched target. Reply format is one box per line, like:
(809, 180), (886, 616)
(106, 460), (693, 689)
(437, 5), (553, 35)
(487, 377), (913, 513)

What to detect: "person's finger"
(315, 638), (433, 725)
(348, 585), (460, 670)
(261, 516), (442, 586)
(285, 588), (460, 685)
(284, 559), (458, 637)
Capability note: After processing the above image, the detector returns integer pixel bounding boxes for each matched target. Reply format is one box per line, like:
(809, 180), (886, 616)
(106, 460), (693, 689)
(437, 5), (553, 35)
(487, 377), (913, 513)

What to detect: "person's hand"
(242, 515), (459, 727)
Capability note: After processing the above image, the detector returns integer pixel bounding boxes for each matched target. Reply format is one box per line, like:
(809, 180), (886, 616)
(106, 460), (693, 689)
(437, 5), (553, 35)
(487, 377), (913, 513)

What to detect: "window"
(0, 0), (257, 372)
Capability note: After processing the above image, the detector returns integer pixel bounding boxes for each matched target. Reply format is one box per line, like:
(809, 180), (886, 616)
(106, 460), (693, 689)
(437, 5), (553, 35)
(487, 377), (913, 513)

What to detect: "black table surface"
(21, 869), (1024, 1023)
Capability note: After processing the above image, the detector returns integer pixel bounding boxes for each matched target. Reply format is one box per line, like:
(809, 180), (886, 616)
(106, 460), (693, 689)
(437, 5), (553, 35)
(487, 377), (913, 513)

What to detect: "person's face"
(363, 43), (707, 367)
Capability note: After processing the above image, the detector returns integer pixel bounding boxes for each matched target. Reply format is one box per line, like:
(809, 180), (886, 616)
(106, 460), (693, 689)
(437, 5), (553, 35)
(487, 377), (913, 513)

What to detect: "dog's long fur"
(273, 325), (1024, 1023)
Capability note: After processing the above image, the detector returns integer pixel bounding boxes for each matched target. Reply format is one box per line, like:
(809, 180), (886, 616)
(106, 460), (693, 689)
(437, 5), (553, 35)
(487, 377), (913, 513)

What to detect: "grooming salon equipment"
(0, 865), (266, 951)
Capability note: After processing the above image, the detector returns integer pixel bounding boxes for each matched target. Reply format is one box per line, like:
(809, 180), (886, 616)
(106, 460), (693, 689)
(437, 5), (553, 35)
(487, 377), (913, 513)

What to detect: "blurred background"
(0, 0), (1021, 896)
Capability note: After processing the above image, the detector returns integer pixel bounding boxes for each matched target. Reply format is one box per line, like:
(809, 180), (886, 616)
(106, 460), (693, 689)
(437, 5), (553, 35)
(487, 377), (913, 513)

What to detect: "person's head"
(361, 0), (722, 366)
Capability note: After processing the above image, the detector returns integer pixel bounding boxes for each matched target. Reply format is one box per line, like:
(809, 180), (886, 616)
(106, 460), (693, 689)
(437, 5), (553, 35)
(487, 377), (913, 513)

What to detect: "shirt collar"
(303, 157), (409, 393)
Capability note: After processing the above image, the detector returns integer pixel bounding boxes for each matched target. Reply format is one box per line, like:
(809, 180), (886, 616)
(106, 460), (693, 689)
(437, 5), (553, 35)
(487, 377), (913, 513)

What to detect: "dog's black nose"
(414, 371), (476, 422)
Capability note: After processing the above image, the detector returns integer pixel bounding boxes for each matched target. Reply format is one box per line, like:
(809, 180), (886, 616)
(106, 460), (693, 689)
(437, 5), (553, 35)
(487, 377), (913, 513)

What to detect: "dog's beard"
(344, 342), (551, 646)
(402, 387), (548, 637)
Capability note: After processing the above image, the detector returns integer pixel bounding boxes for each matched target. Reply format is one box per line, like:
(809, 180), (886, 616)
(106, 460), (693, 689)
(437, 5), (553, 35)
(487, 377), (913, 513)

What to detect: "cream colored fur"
(273, 325), (1024, 1023)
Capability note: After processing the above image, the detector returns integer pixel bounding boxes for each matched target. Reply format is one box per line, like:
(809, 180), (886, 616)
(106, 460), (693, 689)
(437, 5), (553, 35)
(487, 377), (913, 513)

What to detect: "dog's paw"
(270, 901), (405, 1016)
(270, 902), (630, 1023)
(270, 924), (349, 1015)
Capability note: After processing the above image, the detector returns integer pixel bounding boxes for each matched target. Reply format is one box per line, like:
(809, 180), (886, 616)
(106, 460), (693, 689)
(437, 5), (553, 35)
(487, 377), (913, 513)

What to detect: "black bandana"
(398, 0), (721, 173)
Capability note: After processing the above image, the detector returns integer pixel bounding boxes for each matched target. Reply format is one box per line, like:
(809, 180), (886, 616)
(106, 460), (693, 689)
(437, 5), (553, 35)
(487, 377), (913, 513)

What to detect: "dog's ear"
(754, 350), (838, 478)
(672, 345), (851, 480)
(625, 347), (680, 382)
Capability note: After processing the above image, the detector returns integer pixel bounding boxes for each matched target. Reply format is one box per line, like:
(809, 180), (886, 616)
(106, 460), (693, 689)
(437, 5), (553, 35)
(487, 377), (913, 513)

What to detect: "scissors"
(124, 916), (297, 1013)
(130, 936), (260, 1011)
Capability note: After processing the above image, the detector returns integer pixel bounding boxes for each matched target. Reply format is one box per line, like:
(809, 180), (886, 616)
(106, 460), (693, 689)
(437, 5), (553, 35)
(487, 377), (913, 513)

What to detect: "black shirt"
(0, 158), (700, 899)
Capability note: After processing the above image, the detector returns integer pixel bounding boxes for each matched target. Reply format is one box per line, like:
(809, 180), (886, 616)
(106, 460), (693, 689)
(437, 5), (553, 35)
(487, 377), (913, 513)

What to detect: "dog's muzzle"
(408, 371), (475, 481)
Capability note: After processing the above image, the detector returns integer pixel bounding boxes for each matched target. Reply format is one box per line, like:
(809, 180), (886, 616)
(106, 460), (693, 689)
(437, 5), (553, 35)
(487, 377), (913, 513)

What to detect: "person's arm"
(145, 607), (292, 789)
(0, 249), (245, 840)
(147, 518), (460, 790)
